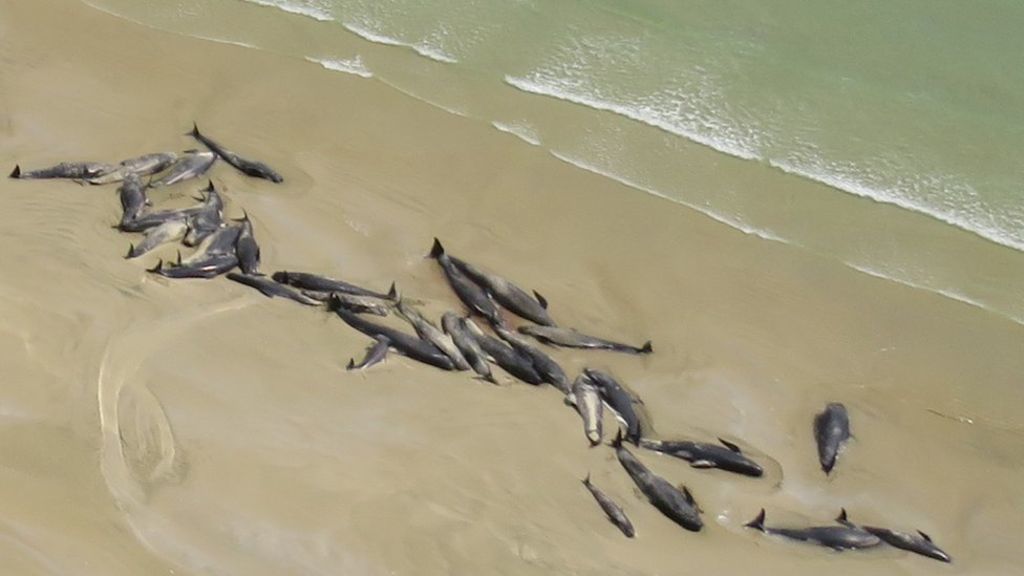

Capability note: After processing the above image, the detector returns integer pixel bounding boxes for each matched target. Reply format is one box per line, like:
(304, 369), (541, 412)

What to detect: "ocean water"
(83, 0), (1024, 323)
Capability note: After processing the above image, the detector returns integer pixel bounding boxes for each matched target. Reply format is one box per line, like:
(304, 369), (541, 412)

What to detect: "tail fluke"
(744, 509), (767, 532)
(428, 237), (445, 259)
(9, 165), (21, 178)
(639, 341), (653, 354)
(346, 358), (356, 371)
(186, 122), (200, 137)
(146, 260), (164, 274)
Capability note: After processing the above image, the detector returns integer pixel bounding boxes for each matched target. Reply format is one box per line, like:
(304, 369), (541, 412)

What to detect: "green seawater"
(83, 0), (1024, 323)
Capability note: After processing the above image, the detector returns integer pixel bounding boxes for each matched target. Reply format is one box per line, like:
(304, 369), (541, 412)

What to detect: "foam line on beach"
(243, 0), (333, 22)
(343, 20), (458, 64)
(305, 56), (374, 79)
(548, 150), (788, 244)
(490, 121), (541, 147)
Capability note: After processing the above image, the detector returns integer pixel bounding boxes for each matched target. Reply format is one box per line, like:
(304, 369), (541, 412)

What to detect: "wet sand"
(2, 1), (1023, 574)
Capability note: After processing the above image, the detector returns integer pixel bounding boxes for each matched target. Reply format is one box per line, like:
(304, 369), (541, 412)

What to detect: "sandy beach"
(2, 1), (1023, 574)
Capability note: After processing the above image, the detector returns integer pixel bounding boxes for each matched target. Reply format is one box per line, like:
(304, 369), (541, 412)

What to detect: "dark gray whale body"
(837, 509), (951, 563)
(149, 150), (217, 188)
(584, 368), (646, 444)
(492, 322), (570, 392)
(234, 212), (261, 275)
(10, 161), (115, 181)
(568, 373), (603, 446)
(272, 271), (391, 300)
(462, 318), (543, 385)
(227, 273), (319, 305)
(330, 303), (455, 371)
(814, 402), (850, 474)
(441, 313), (496, 383)
(428, 239), (502, 324)
(518, 325), (652, 354)
(745, 509), (881, 551)
(613, 432), (702, 532)
(640, 438), (764, 477)
(189, 123), (283, 183)
(148, 253), (238, 279)
(118, 173), (148, 225)
(582, 474), (635, 538)
(447, 255), (555, 326)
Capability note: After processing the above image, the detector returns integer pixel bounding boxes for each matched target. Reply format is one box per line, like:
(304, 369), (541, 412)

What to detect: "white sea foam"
(504, 74), (759, 161)
(548, 151), (788, 244)
(305, 56), (373, 79)
(343, 21), (458, 64)
(490, 121), (541, 146)
(243, 0), (333, 22)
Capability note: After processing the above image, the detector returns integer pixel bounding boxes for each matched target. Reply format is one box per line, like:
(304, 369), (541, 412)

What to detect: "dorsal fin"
(719, 438), (742, 453)
(533, 290), (549, 309)
(918, 530), (933, 543)
(9, 165), (21, 178)
(387, 281), (397, 299)
(744, 509), (766, 531)
(836, 508), (849, 523)
(428, 237), (445, 259)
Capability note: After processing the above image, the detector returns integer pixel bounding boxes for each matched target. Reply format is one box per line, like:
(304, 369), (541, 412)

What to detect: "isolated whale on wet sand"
(188, 123), (283, 183)
(10, 161), (115, 181)
(814, 402), (851, 474)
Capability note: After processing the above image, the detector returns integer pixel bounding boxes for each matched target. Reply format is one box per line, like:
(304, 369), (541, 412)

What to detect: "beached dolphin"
(118, 173), (148, 225)
(233, 212), (261, 275)
(10, 161), (115, 181)
(584, 369), (649, 444)
(518, 325), (652, 355)
(447, 255), (556, 326)
(744, 509), (880, 551)
(188, 123), (283, 183)
(814, 402), (850, 474)
(227, 273), (319, 305)
(330, 303), (455, 371)
(441, 312), (496, 383)
(126, 218), (188, 259)
(567, 373), (603, 446)
(86, 152), (179, 185)
(612, 432), (702, 532)
(347, 336), (391, 371)
(149, 150), (216, 188)
(836, 509), (951, 563)
(462, 318), (543, 384)
(272, 270), (391, 299)
(427, 239), (503, 324)
(492, 322), (570, 392)
(640, 438), (764, 477)
(147, 252), (238, 279)
(582, 474), (635, 538)
(395, 300), (471, 370)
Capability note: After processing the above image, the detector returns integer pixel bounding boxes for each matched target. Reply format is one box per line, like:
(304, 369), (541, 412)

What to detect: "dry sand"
(1, 1), (1023, 574)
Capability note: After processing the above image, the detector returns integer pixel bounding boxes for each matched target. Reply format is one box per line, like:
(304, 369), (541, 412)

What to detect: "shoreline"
(1, 1), (1023, 575)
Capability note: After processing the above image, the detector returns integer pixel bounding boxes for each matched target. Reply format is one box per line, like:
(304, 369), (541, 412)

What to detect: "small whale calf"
(519, 325), (652, 355)
(347, 336), (391, 371)
(189, 123), (283, 183)
(640, 437), (763, 477)
(837, 509), (951, 563)
(745, 509), (881, 551)
(118, 173), (148, 226)
(582, 474), (635, 538)
(814, 402), (851, 475)
(613, 432), (702, 532)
